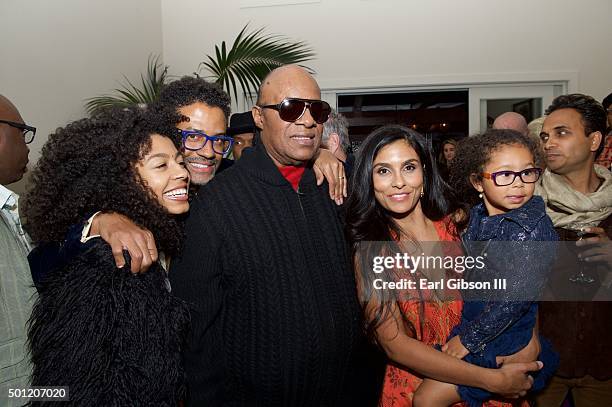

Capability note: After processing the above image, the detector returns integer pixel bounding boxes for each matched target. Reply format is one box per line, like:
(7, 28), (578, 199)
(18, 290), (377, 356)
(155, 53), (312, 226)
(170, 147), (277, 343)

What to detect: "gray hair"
(322, 109), (350, 154)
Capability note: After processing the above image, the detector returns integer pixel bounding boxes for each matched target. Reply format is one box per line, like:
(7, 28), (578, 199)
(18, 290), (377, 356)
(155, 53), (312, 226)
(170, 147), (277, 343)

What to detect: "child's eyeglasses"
(482, 168), (543, 186)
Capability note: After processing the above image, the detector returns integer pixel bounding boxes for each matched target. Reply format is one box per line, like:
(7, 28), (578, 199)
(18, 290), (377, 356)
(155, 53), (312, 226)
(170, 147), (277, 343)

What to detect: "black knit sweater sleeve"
(169, 193), (226, 405)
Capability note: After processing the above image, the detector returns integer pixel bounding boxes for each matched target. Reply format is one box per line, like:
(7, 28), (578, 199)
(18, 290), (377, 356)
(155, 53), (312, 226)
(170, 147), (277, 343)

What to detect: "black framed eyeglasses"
(258, 98), (331, 124)
(0, 119), (36, 144)
(482, 168), (543, 186)
(177, 129), (233, 155)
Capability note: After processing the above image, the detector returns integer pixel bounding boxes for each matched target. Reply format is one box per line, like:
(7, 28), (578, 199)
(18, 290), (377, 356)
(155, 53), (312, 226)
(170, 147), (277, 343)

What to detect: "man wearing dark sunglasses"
(84, 76), (347, 274)
(170, 65), (364, 406)
(0, 94), (36, 403)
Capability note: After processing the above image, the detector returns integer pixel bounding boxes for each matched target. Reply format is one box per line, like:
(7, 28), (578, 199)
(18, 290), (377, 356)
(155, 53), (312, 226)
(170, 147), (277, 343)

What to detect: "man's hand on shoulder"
(312, 148), (347, 205)
(91, 212), (158, 273)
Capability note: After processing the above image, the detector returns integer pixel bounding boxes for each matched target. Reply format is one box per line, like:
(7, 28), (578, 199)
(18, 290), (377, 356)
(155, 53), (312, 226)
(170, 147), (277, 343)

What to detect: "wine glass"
(566, 221), (599, 284)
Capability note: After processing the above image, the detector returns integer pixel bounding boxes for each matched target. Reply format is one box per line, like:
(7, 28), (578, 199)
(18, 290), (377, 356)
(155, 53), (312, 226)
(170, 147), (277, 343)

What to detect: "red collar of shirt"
(278, 164), (306, 191)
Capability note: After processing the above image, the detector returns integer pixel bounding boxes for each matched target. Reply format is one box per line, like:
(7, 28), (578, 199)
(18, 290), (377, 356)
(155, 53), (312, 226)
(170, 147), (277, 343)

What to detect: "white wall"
(3, 0), (611, 193)
(161, 0), (611, 107)
(0, 0), (163, 194)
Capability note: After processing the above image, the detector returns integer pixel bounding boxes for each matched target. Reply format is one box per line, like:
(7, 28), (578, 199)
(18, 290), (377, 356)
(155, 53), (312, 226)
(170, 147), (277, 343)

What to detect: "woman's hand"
(312, 148), (347, 205)
(92, 212), (157, 273)
(487, 361), (542, 398)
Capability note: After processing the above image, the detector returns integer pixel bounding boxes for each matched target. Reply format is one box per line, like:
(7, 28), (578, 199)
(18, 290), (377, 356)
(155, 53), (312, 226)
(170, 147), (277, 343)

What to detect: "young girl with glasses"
(414, 129), (559, 407)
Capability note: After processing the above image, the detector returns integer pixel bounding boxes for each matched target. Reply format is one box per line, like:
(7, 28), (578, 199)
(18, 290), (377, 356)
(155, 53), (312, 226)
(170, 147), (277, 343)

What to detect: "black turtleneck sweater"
(170, 143), (362, 406)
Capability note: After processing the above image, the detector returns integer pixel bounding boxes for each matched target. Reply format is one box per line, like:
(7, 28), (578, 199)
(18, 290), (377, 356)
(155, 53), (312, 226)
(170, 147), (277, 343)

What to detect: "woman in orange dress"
(346, 125), (540, 406)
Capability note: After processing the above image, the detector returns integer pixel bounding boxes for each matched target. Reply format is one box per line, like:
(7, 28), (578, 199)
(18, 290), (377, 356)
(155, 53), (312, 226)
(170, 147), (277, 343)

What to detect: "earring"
(420, 190), (424, 198)
(478, 193), (483, 199)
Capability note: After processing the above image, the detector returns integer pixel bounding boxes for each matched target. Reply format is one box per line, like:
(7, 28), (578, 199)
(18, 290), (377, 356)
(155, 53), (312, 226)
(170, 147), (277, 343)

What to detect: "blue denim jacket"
(457, 195), (558, 354)
(452, 195), (559, 406)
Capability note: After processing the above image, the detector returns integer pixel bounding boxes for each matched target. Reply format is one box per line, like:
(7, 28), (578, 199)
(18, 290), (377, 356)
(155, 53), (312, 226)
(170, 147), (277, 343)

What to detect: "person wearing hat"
(227, 111), (257, 160)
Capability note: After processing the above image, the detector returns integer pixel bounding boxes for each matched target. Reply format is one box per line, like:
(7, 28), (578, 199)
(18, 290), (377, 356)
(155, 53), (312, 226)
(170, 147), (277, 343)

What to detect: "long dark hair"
(345, 124), (458, 341)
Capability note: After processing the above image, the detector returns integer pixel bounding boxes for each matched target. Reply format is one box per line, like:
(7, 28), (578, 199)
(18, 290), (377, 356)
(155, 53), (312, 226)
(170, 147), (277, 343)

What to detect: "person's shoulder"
(69, 238), (128, 270)
(211, 158), (252, 188)
(54, 238), (168, 288)
(509, 196), (557, 240)
(217, 157), (234, 173)
(531, 212), (559, 241)
(192, 165), (245, 202)
(504, 196), (546, 229)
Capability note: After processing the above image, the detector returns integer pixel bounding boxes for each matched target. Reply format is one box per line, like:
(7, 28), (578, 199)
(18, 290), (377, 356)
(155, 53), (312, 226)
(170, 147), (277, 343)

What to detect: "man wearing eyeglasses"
(156, 76), (234, 186)
(0, 94), (36, 405)
(170, 65), (364, 406)
(67, 77), (235, 273)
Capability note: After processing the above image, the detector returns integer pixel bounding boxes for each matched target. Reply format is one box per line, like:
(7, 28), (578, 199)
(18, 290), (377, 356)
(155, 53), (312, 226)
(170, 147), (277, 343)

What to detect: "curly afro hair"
(450, 129), (544, 210)
(153, 76), (231, 128)
(22, 107), (185, 255)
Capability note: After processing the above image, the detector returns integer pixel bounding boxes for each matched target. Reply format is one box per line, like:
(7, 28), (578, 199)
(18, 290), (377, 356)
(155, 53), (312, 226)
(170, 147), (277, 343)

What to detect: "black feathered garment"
(27, 240), (189, 406)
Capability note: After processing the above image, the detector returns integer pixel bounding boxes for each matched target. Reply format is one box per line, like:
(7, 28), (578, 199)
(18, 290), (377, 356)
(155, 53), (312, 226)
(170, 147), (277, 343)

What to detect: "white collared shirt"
(0, 184), (33, 253)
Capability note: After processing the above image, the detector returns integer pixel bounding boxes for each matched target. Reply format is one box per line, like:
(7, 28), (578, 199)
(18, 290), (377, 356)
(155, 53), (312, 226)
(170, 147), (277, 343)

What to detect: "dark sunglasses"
(482, 168), (543, 186)
(0, 119), (36, 144)
(259, 98), (331, 124)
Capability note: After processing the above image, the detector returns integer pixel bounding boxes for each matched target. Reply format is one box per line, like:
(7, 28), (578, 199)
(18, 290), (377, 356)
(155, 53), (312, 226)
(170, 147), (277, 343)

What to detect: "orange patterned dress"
(379, 220), (528, 407)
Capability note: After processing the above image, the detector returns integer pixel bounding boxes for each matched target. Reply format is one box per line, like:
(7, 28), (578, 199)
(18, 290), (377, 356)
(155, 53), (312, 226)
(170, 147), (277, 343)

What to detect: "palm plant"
(85, 55), (168, 116)
(199, 24), (316, 102)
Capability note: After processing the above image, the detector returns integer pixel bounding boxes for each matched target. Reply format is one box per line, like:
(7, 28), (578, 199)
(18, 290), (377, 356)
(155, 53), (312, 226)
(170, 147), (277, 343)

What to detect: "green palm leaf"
(199, 24), (316, 102)
(85, 55), (168, 116)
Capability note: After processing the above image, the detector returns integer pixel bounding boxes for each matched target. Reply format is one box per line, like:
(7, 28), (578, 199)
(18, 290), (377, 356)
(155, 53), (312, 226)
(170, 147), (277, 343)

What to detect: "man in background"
(321, 109), (354, 176)
(227, 111), (256, 161)
(492, 111), (529, 135)
(536, 93), (612, 406)
(0, 94), (36, 406)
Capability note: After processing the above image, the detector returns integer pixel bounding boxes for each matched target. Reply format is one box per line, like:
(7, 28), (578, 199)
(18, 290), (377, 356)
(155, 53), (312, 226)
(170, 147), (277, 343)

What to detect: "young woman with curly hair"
(22, 107), (190, 406)
(345, 125), (542, 407)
